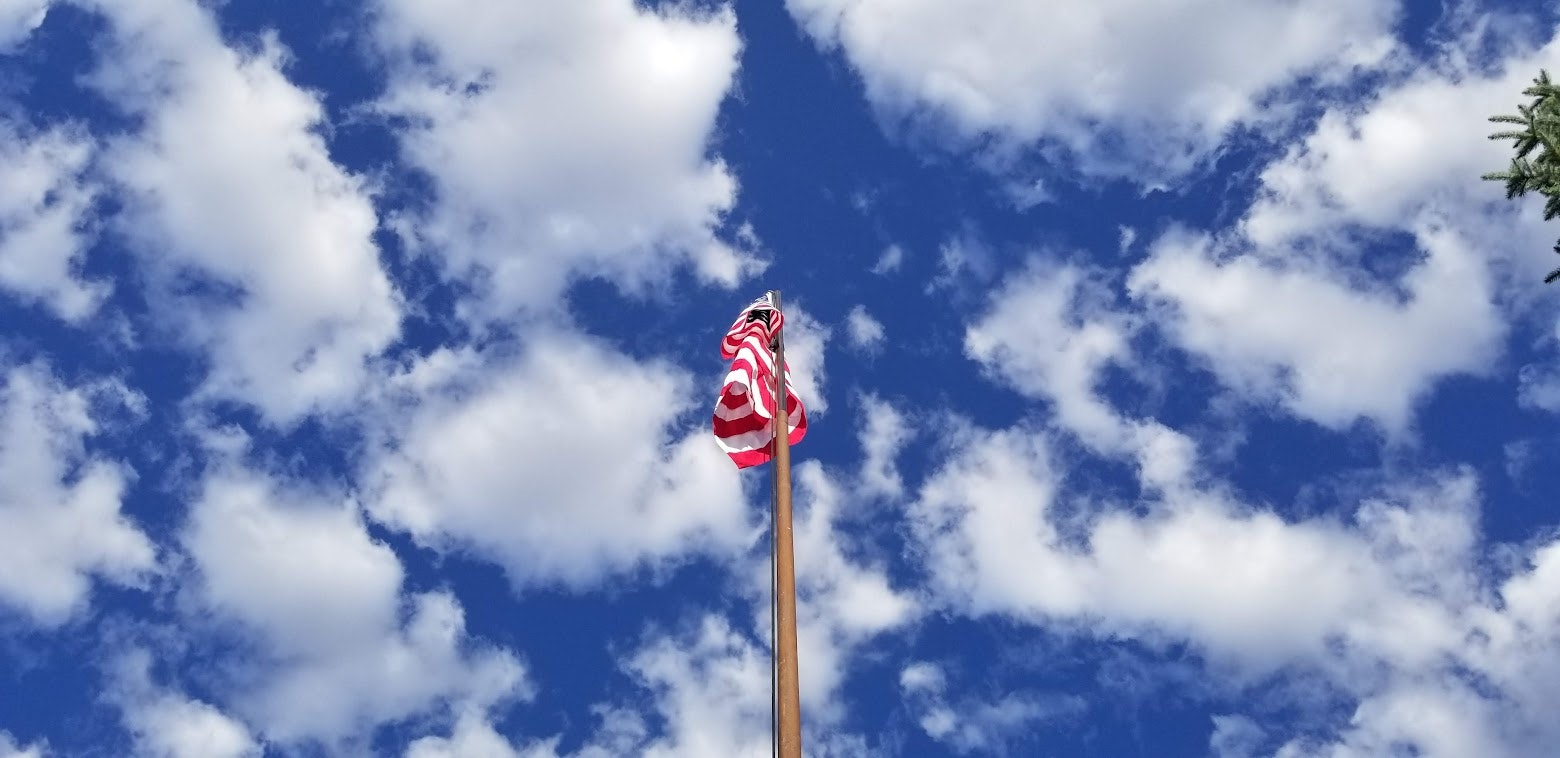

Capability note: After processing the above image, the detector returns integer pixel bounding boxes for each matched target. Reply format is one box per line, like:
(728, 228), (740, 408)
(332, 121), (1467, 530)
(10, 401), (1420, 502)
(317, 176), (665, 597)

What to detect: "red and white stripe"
(721, 293), (784, 360)
(713, 296), (807, 469)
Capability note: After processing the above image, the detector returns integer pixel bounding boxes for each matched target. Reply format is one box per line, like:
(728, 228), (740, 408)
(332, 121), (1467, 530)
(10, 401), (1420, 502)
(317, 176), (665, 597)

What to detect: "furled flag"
(713, 293), (807, 468)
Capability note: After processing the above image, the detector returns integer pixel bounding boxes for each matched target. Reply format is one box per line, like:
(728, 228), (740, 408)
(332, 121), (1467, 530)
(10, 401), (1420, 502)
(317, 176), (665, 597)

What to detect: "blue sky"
(3, 0), (1560, 756)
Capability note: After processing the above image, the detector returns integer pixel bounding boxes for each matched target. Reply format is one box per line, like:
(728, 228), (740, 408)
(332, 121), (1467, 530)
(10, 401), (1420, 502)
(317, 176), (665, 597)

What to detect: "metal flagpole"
(768, 290), (803, 758)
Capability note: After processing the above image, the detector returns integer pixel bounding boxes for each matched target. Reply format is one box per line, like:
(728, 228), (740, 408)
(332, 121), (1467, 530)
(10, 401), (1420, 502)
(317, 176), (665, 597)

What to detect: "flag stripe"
(712, 296), (807, 469)
(721, 293), (785, 360)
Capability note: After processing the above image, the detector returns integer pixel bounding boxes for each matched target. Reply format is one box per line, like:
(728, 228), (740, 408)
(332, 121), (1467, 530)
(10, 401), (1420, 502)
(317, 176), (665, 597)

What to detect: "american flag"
(713, 294), (807, 468)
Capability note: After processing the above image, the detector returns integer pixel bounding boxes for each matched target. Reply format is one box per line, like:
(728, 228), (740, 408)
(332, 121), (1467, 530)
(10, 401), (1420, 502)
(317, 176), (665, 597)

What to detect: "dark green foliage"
(1485, 70), (1560, 283)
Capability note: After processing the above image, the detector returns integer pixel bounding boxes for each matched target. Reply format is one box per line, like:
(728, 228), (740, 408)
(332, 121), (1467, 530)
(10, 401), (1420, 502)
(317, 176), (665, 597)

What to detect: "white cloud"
(414, 619), (773, 758)
(1205, 33), (1560, 422)
(623, 617), (771, 758)
(86, 0), (401, 425)
(1517, 361), (1560, 412)
(0, 123), (108, 321)
(186, 474), (402, 654)
(843, 304), (884, 352)
(0, 732), (45, 758)
(964, 260), (1199, 489)
(1273, 680), (1509, 758)
(0, 363), (154, 626)
(488, 435), (916, 757)
(182, 466), (525, 745)
(855, 394), (911, 499)
(407, 713), (577, 758)
(590, 614), (888, 757)
(928, 19), (1560, 442)
(871, 244), (904, 275)
(404, 709), (566, 758)
(908, 403), (1560, 755)
(786, 0), (1397, 179)
(374, 0), (755, 320)
(781, 302), (830, 416)
(406, 714), (525, 758)
(911, 425), (1078, 619)
(110, 650), (259, 758)
(899, 661), (1083, 755)
(967, 263), (1136, 450)
(408, 704), (654, 758)
(917, 37), (1560, 751)
(367, 335), (749, 590)
(784, 463), (916, 715)
(1130, 223), (1503, 433)
(1241, 38), (1560, 250)
(1209, 715), (1266, 758)
(900, 661), (944, 691)
(926, 232), (995, 295)
(463, 411), (916, 758)
(912, 424), (1477, 666)
(1002, 178), (1050, 210)
(0, 0), (49, 51)
(938, 138), (1560, 750)
(1118, 226), (1137, 255)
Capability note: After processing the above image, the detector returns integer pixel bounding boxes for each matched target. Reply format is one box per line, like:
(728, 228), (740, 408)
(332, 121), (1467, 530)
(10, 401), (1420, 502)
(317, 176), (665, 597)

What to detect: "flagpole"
(769, 290), (803, 758)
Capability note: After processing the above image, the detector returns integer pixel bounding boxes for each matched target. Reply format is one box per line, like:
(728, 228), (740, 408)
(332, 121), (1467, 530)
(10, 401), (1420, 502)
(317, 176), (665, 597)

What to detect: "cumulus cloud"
(1209, 715), (1267, 758)
(1517, 361), (1560, 412)
(942, 19), (1560, 442)
(1152, 32), (1560, 427)
(968, 236), (1500, 444)
(964, 261), (1197, 489)
(556, 615), (892, 758)
(454, 422), (918, 756)
(900, 662), (1084, 755)
(516, 409), (913, 756)
(1002, 178), (1051, 210)
(405, 712), (533, 758)
(0, 363), (154, 626)
(1118, 226), (1137, 255)
(374, 0), (756, 320)
(1130, 223), (1504, 433)
(1232, 27), (1560, 291)
(181, 466), (525, 745)
(0, 732), (44, 758)
(926, 232), (996, 296)
(946, 92), (1557, 747)
(1272, 680), (1508, 758)
(786, 0), (1398, 179)
(1114, 31), (1560, 432)
(844, 305), (885, 352)
(619, 617), (771, 758)
(968, 263), (1136, 447)
(855, 393), (911, 499)
(0, 0), (49, 51)
(942, 110), (1560, 749)
(784, 462), (916, 716)
(86, 0), (401, 424)
(409, 617), (773, 758)
(906, 403), (1560, 756)
(1240, 36), (1560, 249)
(871, 244), (904, 275)
(781, 302), (831, 416)
(110, 650), (259, 758)
(406, 709), (573, 758)
(366, 335), (749, 590)
(410, 703), (649, 758)
(911, 423), (1471, 663)
(0, 123), (108, 322)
